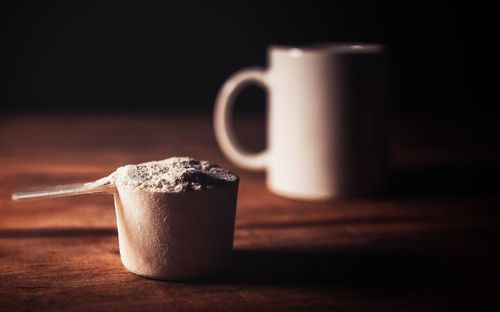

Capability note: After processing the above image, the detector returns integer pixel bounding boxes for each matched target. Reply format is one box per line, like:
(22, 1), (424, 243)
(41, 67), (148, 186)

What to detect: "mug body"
(113, 183), (238, 280)
(267, 44), (388, 199)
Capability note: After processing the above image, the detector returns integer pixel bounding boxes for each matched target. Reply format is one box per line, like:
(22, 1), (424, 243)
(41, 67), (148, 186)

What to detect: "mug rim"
(269, 43), (384, 55)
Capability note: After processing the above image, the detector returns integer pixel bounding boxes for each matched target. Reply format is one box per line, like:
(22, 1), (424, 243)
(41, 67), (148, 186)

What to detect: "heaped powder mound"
(114, 157), (238, 192)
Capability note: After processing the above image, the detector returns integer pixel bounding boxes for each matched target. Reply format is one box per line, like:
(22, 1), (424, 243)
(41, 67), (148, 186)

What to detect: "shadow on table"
(215, 248), (447, 290)
(387, 165), (500, 198)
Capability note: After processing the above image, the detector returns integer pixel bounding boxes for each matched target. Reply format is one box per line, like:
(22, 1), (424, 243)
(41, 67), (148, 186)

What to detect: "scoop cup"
(11, 158), (239, 280)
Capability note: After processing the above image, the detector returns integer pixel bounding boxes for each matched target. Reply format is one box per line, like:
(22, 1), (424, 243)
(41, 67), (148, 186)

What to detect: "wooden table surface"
(0, 113), (499, 311)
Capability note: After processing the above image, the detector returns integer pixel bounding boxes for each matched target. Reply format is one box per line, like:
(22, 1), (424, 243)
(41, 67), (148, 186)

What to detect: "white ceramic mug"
(214, 43), (388, 200)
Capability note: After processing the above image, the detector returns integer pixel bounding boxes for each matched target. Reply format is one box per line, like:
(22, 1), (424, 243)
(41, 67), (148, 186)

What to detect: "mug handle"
(214, 67), (269, 170)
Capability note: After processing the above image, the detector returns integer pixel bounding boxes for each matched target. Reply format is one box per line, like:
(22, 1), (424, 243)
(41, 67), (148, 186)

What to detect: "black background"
(1, 0), (497, 114)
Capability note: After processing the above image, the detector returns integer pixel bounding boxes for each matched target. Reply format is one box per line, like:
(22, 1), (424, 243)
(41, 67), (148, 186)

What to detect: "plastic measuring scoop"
(10, 158), (239, 281)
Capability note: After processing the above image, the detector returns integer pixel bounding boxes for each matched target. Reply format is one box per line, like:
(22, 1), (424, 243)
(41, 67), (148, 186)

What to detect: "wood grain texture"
(0, 113), (499, 311)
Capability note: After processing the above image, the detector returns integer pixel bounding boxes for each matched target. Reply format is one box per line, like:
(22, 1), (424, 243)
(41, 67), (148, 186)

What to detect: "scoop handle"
(12, 179), (115, 201)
